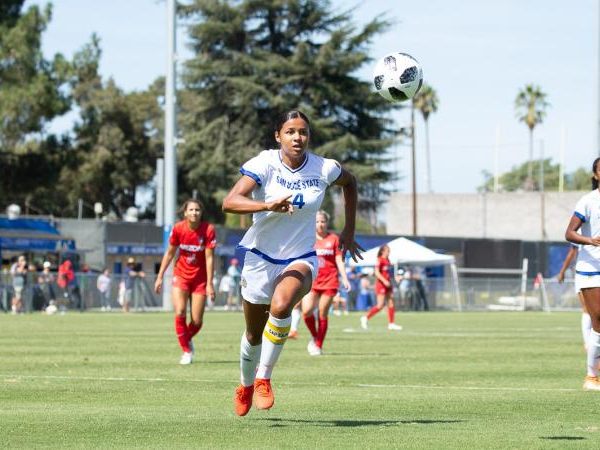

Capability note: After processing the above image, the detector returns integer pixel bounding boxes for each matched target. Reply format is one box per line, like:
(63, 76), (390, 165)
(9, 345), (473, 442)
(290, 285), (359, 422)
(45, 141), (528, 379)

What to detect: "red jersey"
(169, 220), (217, 280)
(375, 256), (393, 292)
(313, 233), (341, 290)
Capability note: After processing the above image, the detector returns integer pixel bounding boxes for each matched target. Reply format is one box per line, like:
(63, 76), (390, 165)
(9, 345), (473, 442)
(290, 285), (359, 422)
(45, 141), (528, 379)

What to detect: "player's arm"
(331, 167), (364, 262)
(335, 254), (351, 291)
(557, 246), (578, 283)
(565, 216), (600, 246)
(154, 244), (177, 293)
(222, 175), (293, 214)
(205, 247), (215, 299)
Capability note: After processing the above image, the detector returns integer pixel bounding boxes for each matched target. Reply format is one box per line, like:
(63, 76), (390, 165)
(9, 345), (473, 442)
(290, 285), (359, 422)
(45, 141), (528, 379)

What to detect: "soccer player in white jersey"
(565, 157), (600, 391)
(222, 110), (363, 416)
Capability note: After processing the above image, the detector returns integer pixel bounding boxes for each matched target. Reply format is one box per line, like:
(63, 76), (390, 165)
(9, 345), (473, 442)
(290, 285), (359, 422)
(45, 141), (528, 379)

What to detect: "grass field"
(1, 311), (599, 449)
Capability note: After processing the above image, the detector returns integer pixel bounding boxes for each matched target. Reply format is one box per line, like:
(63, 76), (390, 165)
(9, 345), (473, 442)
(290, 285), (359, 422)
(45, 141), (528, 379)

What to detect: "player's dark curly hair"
(274, 110), (310, 133)
(592, 157), (600, 190)
(179, 198), (204, 217)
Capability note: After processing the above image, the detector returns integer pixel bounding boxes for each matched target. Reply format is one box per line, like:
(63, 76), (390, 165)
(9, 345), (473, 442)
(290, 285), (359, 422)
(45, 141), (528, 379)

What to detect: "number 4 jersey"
(238, 149), (342, 262)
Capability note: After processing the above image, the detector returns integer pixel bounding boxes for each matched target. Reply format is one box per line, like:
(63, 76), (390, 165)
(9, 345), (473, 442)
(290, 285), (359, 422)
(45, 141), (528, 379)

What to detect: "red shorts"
(375, 284), (393, 296)
(311, 287), (338, 298)
(173, 274), (207, 294)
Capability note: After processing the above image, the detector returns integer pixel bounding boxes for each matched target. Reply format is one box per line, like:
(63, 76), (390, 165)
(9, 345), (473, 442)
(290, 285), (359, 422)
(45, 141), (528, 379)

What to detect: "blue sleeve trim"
(574, 211), (586, 222)
(240, 168), (262, 186)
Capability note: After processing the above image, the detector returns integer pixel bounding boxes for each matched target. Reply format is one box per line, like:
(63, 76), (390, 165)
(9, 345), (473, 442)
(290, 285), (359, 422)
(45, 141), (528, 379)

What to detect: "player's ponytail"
(592, 158), (600, 190)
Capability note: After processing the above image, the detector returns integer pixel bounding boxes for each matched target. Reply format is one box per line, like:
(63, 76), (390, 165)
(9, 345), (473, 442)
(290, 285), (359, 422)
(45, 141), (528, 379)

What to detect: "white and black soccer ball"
(373, 52), (423, 102)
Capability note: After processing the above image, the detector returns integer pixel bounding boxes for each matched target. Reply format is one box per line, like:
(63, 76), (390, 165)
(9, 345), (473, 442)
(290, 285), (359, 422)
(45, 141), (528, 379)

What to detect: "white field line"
(0, 374), (578, 392)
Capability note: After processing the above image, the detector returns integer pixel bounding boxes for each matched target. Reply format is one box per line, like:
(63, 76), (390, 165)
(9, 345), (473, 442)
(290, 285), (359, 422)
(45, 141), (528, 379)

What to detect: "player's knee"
(245, 330), (262, 345)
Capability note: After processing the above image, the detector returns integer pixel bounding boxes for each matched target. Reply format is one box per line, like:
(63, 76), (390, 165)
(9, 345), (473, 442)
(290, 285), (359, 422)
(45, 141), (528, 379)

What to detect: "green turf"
(1, 311), (599, 449)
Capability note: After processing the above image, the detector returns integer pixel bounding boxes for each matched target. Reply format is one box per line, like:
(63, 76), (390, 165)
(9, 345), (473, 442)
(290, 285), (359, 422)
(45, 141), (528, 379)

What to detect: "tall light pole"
(411, 102), (417, 236)
(163, 0), (177, 310)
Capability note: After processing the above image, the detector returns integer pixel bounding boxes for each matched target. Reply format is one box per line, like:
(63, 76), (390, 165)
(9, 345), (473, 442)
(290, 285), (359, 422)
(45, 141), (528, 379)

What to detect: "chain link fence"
(0, 271), (580, 313)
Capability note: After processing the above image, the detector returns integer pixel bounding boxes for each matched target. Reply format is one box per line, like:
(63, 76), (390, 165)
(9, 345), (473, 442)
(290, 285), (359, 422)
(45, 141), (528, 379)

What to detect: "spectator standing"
(124, 257), (144, 313)
(38, 261), (56, 309)
(57, 259), (81, 311)
(226, 258), (242, 311)
(10, 255), (27, 314)
(96, 268), (112, 311)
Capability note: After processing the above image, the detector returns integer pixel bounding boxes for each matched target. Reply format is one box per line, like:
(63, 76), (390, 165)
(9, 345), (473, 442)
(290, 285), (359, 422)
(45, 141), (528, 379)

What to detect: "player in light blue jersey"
(565, 157), (600, 391)
(223, 110), (363, 416)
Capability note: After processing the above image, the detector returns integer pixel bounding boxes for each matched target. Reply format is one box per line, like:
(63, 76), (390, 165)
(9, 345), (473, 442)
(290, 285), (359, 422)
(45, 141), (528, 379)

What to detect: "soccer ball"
(46, 302), (58, 315)
(372, 52), (423, 102)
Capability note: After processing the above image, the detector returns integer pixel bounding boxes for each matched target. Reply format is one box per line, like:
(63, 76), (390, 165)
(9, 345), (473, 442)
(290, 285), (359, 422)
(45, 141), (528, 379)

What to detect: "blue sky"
(26, 0), (598, 194)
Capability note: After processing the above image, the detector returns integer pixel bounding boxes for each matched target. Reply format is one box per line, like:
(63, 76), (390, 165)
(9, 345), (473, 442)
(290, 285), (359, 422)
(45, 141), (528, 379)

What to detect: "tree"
(56, 37), (163, 218)
(479, 159), (590, 192)
(0, 2), (71, 210)
(514, 84), (549, 190)
(178, 0), (401, 228)
(412, 84), (438, 193)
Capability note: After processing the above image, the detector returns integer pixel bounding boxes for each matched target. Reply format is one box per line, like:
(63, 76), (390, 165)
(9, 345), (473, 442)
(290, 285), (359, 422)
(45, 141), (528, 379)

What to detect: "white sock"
(290, 308), (301, 332)
(586, 329), (600, 377)
(255, 314), (291, 380)
(582, 313), (592, 350)
(240, 333), (261, 387)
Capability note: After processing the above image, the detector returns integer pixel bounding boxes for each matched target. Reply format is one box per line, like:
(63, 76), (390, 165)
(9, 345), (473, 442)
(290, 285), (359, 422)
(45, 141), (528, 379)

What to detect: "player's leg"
(301, 290), (318, 339)
(172, 283), (193, 364)
(315, 292), (335, 351)
(578, 291), (591, 350)
(361, 291), (385, 329)
(235, 300), (269, 416)
(386, 292), (402, 330)
(582, 287), (600, 390)
(254, 261), (313, 410)
(234, 252), (272, 416)
(289, 301), (302, 339)
(188, 290), (207, 355)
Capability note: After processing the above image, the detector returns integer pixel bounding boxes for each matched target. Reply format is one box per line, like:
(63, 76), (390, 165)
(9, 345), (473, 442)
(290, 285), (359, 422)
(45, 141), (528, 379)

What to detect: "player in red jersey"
(302, 210), (351, 355)
(360, 244), (402, 331)
(154, 199), (217, 365)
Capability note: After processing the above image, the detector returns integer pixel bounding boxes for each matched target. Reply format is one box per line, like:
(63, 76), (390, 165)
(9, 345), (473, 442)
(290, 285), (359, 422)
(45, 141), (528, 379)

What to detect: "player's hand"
(206, 283), (215, 300)
(557, 271), (565, 283)
(343, 279), (351, 292)
(266, 195), (294, 215)
(338, 229), (364, 263)
(591, 236), (600, 246)
(154, 277), (163, 294)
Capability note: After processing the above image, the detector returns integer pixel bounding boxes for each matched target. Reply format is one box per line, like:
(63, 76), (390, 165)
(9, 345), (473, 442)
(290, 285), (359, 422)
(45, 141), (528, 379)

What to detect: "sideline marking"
(1, 374), (579, 392)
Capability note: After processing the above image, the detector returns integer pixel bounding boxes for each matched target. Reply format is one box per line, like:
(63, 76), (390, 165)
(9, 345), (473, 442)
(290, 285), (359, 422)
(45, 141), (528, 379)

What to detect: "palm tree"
(515, 84), (549, 190)
(413, 84), (439, 193)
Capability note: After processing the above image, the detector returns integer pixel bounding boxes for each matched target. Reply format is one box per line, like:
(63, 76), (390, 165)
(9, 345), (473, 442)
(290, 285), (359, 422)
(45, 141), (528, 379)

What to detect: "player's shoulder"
(579, 189), (600, 202)
(173, 220), (186, 232)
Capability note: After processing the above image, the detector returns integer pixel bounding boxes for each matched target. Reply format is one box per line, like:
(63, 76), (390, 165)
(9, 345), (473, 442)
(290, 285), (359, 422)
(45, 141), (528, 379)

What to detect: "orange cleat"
(234, 384), (254, 416)
(288, 330), (299, 339)
(254, 378), (274, 410)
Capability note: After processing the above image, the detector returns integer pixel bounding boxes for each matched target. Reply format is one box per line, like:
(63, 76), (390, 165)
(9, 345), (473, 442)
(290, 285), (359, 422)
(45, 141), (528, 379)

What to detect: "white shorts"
(575, 273), (600, 292)
(240, 251), (317, 305)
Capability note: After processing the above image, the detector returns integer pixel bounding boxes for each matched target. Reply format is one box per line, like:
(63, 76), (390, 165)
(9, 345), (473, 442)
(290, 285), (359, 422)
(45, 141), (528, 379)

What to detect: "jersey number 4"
(292, 193), (305, 209)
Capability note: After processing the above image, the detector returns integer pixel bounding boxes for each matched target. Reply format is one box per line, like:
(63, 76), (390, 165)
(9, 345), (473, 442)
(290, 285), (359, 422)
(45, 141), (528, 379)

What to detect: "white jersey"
(238, 149), (342, 263)
(574, 190), (600, 273)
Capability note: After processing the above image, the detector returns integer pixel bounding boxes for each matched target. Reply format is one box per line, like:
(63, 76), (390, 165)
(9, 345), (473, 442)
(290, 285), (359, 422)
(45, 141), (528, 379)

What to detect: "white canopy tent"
(350, 237), (461, 311)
